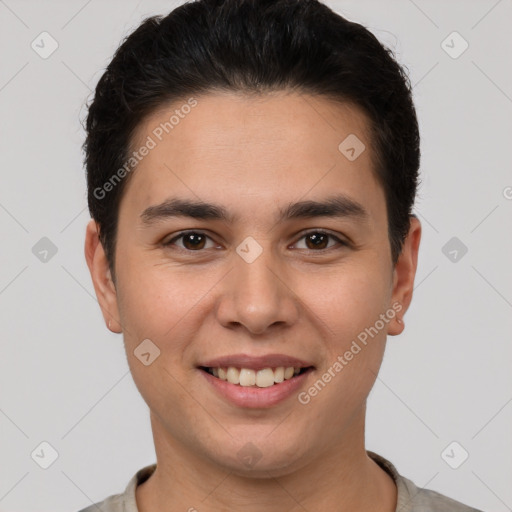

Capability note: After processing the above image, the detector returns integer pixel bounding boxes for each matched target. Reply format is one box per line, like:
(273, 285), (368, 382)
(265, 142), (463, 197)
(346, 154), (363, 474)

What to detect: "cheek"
(305, 261), (392, 338)
(300, 262), (391, 400)
(114, 259), (224, 397)
(300, 303), (388, 431)
(115, 255), (209, 341)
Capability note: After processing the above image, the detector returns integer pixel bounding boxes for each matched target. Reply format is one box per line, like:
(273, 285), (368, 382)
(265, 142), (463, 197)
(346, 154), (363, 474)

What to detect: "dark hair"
(84, 0), (420, 276)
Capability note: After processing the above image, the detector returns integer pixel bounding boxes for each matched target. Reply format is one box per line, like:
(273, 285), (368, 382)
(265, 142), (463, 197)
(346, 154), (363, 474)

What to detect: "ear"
(84, 219), (122, 333)
(388, 215), (421, 336)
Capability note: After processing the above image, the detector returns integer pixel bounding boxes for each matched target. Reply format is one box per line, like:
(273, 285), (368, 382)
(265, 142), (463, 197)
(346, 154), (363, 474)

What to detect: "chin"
(204, 435), (311, 478)
(225, 455), (303, 479)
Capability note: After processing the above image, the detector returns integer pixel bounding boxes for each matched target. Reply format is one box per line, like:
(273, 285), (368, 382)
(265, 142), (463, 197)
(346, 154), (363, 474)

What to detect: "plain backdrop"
(0, 0), (511, 511)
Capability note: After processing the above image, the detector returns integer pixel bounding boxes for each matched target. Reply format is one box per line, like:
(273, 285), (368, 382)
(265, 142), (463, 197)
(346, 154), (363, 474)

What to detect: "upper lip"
(198, 353), (315, 371)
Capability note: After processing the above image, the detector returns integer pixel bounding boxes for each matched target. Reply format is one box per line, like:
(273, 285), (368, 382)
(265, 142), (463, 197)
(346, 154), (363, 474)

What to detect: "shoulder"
(398, 472), (484, 512)
(76, 492), (125, 512)
(367, 451), (484, 512)
(75, 464), (157, 512)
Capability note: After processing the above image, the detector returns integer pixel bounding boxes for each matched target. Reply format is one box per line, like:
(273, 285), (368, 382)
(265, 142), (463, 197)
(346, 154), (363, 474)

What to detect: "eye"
(163, 229), (348, 253)
(293, 230), (347, 251)
(164, 231), (218, 251)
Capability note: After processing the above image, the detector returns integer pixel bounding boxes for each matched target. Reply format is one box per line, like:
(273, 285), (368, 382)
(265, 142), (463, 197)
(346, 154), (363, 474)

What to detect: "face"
(86, 91), (420, 477)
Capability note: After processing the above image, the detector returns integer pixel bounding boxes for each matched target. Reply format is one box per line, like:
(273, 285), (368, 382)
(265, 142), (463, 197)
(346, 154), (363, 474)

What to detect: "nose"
(215, 242), (300, 335)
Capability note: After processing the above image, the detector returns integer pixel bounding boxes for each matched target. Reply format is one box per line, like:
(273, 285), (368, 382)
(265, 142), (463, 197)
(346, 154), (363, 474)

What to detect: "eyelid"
(164, 230), (219, 249)
(164, 229), (348, 251)
(292, 229), (348, 249)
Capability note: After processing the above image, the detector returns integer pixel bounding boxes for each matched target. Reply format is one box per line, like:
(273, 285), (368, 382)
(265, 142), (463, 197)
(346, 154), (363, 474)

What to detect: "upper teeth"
(210, 366), (302, 387)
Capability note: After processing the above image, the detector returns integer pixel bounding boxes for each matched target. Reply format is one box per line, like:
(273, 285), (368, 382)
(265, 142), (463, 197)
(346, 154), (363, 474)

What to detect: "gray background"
(0, 0), (511, 510)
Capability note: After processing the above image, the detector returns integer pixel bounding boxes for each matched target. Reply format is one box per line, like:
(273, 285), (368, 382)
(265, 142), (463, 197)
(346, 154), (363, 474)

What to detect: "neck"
(136, 409), (397, 512)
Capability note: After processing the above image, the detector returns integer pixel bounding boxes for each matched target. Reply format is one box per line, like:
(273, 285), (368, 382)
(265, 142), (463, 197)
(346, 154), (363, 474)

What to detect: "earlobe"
(84, 219), (123, 333)
(388, 216), (421, 336)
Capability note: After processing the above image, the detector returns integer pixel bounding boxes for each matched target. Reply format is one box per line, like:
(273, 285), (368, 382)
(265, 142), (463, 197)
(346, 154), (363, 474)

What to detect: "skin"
(85, 91), (421, 512)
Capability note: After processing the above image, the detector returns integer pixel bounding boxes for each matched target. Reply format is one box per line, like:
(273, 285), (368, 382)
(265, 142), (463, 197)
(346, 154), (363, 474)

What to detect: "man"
(80, 0), (483, 510)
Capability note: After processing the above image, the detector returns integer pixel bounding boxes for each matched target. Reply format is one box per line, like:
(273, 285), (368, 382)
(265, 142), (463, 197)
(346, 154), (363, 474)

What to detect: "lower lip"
(198, 368), (314, 408)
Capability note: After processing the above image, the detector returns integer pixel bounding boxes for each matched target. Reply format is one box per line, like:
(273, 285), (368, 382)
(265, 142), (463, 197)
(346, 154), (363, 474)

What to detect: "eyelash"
(163, 230), (348, 252)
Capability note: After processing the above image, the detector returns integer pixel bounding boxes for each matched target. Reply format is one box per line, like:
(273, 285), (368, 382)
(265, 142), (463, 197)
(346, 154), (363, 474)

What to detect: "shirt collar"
(123, 451), (418, 512)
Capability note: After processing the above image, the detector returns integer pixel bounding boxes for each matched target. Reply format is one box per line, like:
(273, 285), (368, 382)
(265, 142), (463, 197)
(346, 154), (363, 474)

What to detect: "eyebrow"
(140, 194), (370, 226)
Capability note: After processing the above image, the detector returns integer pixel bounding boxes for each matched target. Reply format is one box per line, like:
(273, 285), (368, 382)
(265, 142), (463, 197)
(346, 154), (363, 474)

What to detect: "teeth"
(274, 367), (284, 383)
(239, 368), (256, 386)
(284, 367), (295, 379)
(226, 366), (240, 384)
(256, 368), (275, 387)
(209, 366), (305, 387)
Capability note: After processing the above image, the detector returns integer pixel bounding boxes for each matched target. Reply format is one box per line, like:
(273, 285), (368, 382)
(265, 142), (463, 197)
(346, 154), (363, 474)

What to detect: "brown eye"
(165, 231), (215, 251)
(305, 232), (329, 250)
(294, 230), (346, 251)
(164, 230), (346, 253)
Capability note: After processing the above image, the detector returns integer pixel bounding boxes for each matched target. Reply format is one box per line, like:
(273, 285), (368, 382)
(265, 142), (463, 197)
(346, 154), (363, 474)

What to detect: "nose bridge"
(217, 237), (298, 333)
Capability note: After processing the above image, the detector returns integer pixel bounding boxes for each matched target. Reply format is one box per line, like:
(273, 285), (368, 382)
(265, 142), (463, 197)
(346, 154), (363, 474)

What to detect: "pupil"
(184, 233), (205, 250)
(307, 233), (327, 249)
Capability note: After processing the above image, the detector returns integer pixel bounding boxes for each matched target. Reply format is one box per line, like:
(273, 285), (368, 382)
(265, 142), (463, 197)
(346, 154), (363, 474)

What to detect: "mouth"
(197, 355), (316, 407)
(198, 365), (314, 388)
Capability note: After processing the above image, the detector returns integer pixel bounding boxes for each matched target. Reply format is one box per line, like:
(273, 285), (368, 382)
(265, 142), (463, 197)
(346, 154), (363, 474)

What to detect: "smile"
(199, 366), (313, 387)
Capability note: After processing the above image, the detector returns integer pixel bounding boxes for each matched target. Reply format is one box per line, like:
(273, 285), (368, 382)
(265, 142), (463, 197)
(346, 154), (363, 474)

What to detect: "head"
(84, 0), (421, 476)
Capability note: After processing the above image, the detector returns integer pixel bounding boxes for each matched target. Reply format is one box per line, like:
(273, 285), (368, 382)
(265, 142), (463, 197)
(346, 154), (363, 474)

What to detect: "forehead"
(122, 91), (385, 224)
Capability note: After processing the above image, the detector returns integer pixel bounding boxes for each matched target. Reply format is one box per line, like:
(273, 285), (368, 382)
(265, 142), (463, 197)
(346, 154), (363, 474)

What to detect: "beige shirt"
(77, 451), (483, 512)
